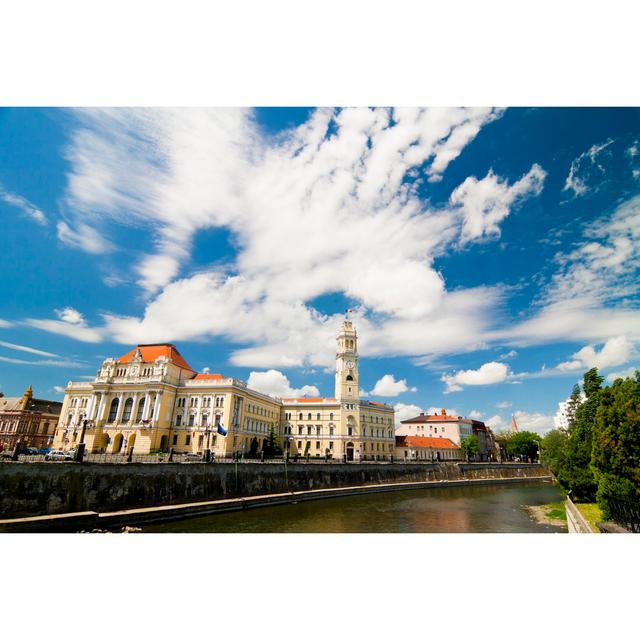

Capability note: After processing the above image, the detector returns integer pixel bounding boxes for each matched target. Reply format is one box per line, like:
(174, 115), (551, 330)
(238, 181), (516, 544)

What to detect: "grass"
(575, 503), (603, 533)
(544, 502), (567, 521)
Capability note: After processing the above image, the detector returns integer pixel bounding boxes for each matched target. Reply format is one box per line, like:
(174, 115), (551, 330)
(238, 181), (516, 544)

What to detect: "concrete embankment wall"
(565, 497), (594, 533)
(0, 461), (548, 520)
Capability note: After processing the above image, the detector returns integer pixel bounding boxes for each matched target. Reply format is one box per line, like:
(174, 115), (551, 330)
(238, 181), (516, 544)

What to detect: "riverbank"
(0, 461), (549, 520)
(0, 474), (553, 532)
(524, 502), (567, 528)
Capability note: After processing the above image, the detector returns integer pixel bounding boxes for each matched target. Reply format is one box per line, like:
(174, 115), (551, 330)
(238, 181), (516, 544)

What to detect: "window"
(299, 413), (303, 420)
(176, 414), (182, 426)
(329, 441), (334, 450)
(348, 426), (353, 436)
(317, 413), (321, 421)
(329, 412), (333, 420)
(298, 426), (303, 435)
(186, 435), (191, 446)
(329, 426), (334, 436)
(307, 425), (312, 435)
(316, 425), (321, 436)
(297, 441), (302, 449)
(188, 414), (195, 426)
(202, 414), (208, 426)
(172, 435), (178, 445)
(307, 413), (312, 420)
(107, 398), (119, 422)
(316, 441), (320, 449)
(135, 397), (145, 421)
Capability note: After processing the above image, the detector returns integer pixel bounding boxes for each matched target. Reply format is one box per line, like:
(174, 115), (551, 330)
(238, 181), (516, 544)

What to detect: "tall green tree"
(591, 371), (640, 517)
(460, 435), (480, 461)
(565, 383), (583, 429)
(557, 368), (603, 500)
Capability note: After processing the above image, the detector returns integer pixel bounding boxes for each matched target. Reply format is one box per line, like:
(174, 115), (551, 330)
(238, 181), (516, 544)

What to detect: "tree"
(263, 425), (283, 458)
(460, 435), (480, 461)
(541, 428), (568, 475)
(591, 372), (640, 518)
(557, 368), (603, 501)
(506, 431), (541, 461)
(494, 431), (511, 460)
(565, 383), (583, 429)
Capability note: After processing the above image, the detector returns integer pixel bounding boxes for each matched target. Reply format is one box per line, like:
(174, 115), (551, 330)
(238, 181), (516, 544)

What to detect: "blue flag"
(217, 423), (227, 436)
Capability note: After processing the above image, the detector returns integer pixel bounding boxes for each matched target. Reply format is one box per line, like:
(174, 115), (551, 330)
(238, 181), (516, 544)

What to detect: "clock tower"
(335, 319), (359, 401)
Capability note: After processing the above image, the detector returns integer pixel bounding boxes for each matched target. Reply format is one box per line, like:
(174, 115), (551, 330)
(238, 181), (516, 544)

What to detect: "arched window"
(307, 413), (312, 420)
(122, 398), (133, 421)
(317, 413), (321, 421)
(136, 397), (145, 421)
(329, 412), (333, 420)
(176, 414), (182, 426)
(108, 398), (119, 422)
(346, 374), (353, 381)
(299, 413), (303, 420)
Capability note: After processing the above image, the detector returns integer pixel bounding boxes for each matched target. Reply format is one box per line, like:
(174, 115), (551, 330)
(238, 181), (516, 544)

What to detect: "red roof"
(395, 435), (460, 450)
(118, 344), (194, 372)
(193, 373), (225, 380)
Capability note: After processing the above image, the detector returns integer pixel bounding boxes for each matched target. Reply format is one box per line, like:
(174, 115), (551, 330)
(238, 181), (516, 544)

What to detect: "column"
(152, 392), (162, 424)
(115, 393), (125, 425)
(141, 392), (151, 421)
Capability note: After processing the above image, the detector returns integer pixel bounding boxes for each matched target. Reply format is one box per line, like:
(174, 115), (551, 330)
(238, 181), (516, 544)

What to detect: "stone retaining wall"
(0, 461), (549, 519)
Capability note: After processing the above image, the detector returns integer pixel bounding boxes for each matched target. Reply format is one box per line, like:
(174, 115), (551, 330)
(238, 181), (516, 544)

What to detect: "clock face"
(346, 360), (354, 369)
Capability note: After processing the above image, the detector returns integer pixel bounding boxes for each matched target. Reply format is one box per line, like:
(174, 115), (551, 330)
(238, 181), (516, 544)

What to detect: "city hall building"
(53, 320), (395, 460)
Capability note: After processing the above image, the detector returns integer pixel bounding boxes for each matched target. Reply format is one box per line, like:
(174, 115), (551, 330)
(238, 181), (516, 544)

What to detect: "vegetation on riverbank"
(540, 367), (640, 521)
(575, 503), (603, 533)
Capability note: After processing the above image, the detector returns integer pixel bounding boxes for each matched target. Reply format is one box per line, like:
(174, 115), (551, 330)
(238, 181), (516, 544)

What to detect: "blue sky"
(1, 107), (639, 433)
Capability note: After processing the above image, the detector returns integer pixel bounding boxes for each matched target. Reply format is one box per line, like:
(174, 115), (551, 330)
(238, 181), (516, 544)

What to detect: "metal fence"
(605, 495), (640, 533)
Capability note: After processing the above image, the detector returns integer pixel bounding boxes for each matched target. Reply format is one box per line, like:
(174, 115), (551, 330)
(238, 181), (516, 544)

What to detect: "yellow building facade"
(53, 320), (395, 460)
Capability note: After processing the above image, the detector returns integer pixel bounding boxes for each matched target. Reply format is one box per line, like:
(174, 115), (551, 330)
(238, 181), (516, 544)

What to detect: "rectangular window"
(298, 425), (303, 435)
(172, 435), (178, 445)
(316, 441), (320, 449)
(329, 441), (334, 450)
(297, 441), (302, 449)
(186, 435), (191, 446)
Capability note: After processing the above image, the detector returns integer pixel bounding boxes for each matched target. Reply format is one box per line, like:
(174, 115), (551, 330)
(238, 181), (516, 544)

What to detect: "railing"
(605, 495), (640, 533)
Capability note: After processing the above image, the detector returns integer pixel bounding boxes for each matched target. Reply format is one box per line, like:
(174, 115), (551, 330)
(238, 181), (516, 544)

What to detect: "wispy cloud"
(0, 340), (58, 358)
(0, 183), (47, 225)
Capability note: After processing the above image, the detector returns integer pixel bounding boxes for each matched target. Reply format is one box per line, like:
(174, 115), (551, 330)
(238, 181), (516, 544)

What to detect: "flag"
(217, 423), (227, 436)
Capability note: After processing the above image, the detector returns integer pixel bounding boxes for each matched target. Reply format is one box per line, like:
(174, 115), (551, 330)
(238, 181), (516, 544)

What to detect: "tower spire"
(511, 414), (519, 433)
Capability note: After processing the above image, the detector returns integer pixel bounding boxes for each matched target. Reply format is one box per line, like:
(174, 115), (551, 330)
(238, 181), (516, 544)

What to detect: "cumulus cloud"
(556, 336), (633, 372)
(369, 374), (416, 397)
(441, 361), (510, 392)
(247, 369), (320, 399)
(55, 307), (86, 325)
(485, 415), (508, 430)
(393, 402), (423, 427)
(0, 183), (47, 225)
(451, 164), (546, 244)
(513, 410), (554, 436)
(468, 409), (483, 419)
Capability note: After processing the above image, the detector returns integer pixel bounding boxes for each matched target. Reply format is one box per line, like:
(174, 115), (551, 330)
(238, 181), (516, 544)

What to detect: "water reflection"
(144, 482), (566, 534)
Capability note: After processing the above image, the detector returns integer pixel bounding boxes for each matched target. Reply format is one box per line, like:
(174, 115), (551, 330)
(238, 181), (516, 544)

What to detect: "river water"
(144, 481), (566, 533)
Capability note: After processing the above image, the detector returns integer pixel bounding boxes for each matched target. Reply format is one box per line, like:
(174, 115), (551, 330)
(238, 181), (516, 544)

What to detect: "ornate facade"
(0, 386), (61, 450)
(53, 320), (395, 460)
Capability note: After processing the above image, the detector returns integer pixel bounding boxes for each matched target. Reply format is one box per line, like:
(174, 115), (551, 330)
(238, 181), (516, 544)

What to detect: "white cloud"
(0, 319), (12, 328)
(606, 367), (638, 382)
(53, 386), (67, 394)
(246, 369), (320, 399)
(369, 374), (416, 397)
(513, 410), (554, 436)
(441, 361), (510, 392)
(426, 406), (460, 417)
(556, 336), (633, 372)
(49, 107), (522, 365)
(0, 183), (47, 225)
(57, 221), (112, 254)
(0, 340), (57, 358)
(496, 401), (512, 409)
(468, 410), (483, 419)
(55, 307), (86, 326)
(25, 318), (102, 343)
(451, 164), (546, 244)
(485, 415), (507, 430)
(499, 350), (518, 360)
(0, 355), (83, 367)
(563, 140), (614, 197)
(202, 367), (210, 374)
(393, 402), (423, 427)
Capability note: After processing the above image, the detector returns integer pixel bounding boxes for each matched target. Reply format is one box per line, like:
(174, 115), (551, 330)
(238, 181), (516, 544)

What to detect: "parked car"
(45, 450), (74, 461)
(37, 447), (52, 455)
